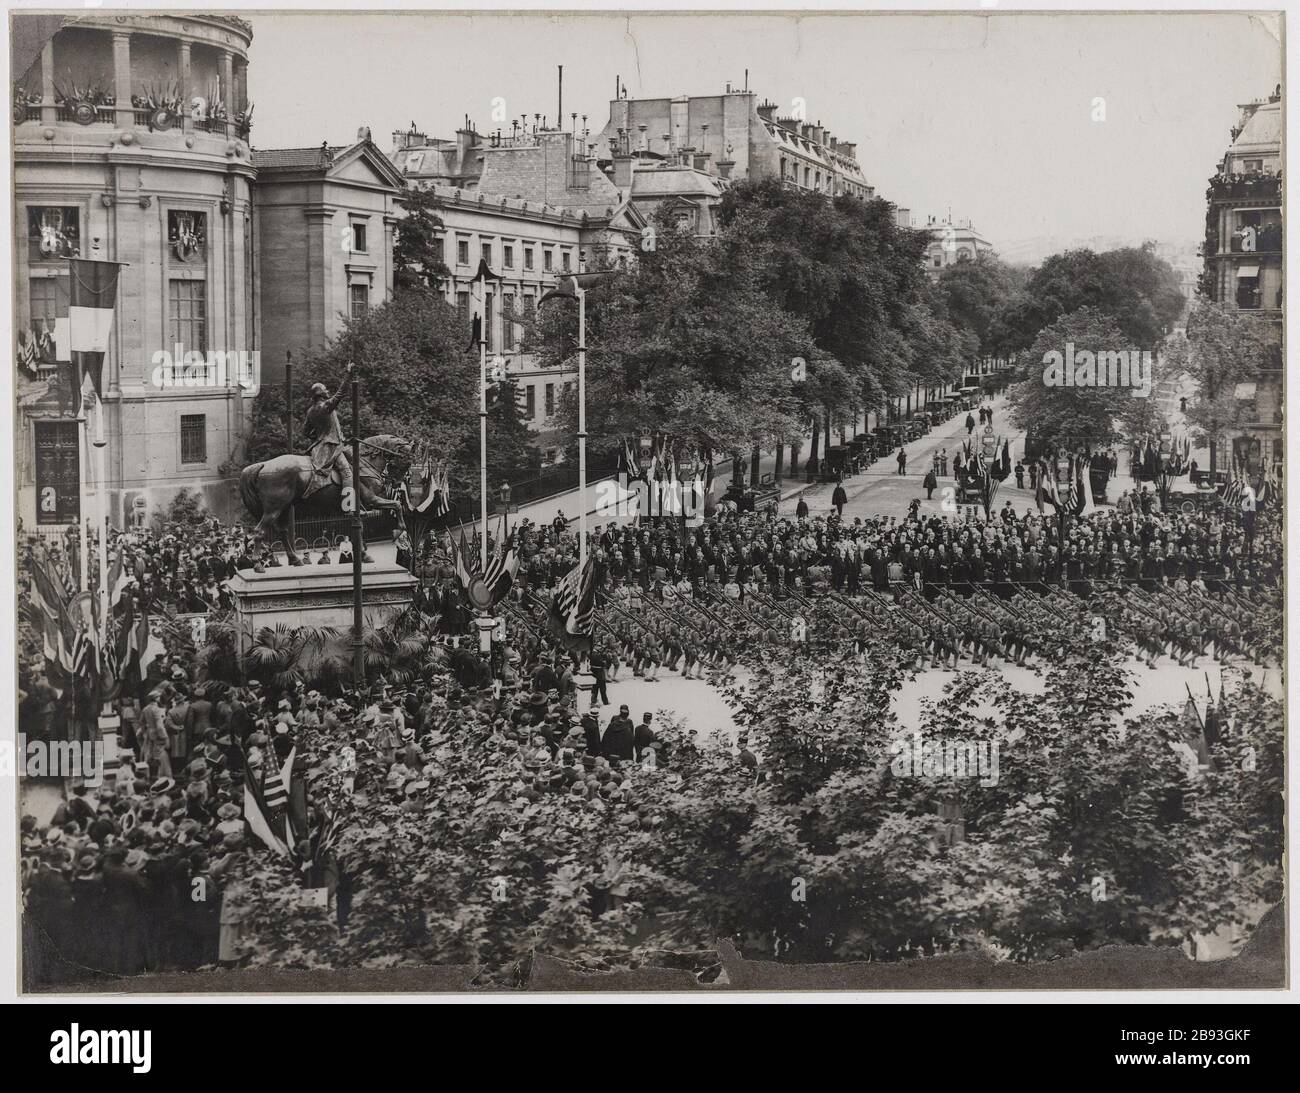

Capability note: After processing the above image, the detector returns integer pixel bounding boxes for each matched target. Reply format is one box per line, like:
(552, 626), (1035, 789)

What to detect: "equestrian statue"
(239, 363), (423, 565)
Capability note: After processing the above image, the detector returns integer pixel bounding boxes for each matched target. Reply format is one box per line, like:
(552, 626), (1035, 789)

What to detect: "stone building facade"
(13, 14), (257, 529)
(254, 135), (404, 386)
(918, 215), (996, 277)
(593, 89), (874, 201)
(392, 124), (644, 459)
(1201, 88), (1283, 472)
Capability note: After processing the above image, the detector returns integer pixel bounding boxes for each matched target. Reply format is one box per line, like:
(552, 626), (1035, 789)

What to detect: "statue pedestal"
(227, 562), (417, 649)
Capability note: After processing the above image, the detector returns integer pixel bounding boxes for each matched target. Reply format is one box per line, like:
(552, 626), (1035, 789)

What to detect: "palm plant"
(194, 609), (249, 684)
(360, 612), (430, 687)
(247, 623), (337, 694)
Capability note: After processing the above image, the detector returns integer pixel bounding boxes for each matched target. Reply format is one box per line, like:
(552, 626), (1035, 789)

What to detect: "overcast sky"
(246, 10), (1281, 263)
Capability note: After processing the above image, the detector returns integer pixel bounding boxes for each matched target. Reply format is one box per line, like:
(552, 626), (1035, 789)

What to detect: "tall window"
(168, 211), (207, 264)
(349, 283), (369, 320)
(503, 244), (514, 269)
(29, 276), (68, 335)
(545, 382), (555, 416)
(180, 414), (207, 464)
(457, 239), (469, 265)
(481, 242), (492, 267)
(524, 246), (535, 271)
(561, 251), (571, 272)
(456, 291), (470, 321)
(168, 279), (207, 353)
(28, 207), (80, 260)
(525, 385), (536, 420)
(503, 293), (516, 348)
(543, 249), (554, 272)
(351, 222), (368, 254)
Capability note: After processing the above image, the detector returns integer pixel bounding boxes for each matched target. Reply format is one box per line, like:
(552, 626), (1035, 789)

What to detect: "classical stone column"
(220, 50), (235, 135)
(178, 41), (191, 134)
(112, 33), (133, 128)
(39, 39), (55, 124)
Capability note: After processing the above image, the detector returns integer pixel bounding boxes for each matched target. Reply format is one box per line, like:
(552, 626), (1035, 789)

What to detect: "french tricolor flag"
(69, 257), (122, 402)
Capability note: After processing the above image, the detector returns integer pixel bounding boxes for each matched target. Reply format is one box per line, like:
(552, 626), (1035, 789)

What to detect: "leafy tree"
(932, 253), (1021, 364)
(165, 487), (207, 525)
(995, 245), (1186, 355)
(717, 180), (931, 420)
(236, 291), (478, 483)
(542, 210), (807, 466)
(1164, 300), (1273, 472)
(227, 618), (1282, 972)
(475, 376), (541, 489)
(393, 185), (450, 294)
(1005, 306), (1133, 451)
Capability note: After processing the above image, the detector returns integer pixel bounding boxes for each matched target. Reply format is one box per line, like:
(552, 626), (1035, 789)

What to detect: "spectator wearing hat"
(602, 706), (635, 762)
(634, 712), (658, 764)
(141, 694), (172, 779)
(167, 687), (191, 767)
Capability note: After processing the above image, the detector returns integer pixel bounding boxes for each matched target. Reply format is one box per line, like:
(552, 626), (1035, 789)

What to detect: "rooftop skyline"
(245, 10), (1280, 265)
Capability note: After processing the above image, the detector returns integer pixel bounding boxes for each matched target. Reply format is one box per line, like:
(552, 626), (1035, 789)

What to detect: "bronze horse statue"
(239, 434), (418, 565)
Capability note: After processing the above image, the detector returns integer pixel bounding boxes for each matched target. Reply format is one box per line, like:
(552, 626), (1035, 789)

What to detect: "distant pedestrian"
(1014, 461), (1025, 489)
(897, 448), (907, 476)
(965, 413), (975, 435)
(923, 469), (937, 500)
(832, 479), (848, 518)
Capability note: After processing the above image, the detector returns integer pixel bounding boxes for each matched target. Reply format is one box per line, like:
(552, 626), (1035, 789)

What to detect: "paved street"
(778, 396), (1024, 522)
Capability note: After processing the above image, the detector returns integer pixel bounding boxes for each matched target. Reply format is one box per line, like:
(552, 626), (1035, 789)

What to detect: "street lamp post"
(540, 273), (609, 568)
(89, 396), (119, 746)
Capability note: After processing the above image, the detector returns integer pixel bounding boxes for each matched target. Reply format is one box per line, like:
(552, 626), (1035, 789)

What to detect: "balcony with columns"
(12, 15), (252, 148)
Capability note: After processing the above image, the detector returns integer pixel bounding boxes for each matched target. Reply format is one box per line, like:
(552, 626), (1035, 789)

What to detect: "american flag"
(1221, 461), (1244, 507)
(482, 515), (519, 605)
(261, 746), (292, 814)
(546, 556), (596, 653)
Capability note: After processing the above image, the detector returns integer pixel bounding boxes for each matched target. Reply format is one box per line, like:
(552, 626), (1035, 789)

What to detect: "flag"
(433, 464), (451, 517)
(260, 746), (291, 815)
(17, 330), (37, 374)
(547, 556), (596, 654)
(412, 460), (439, 514)
(106, 551), (130, 606)
(450, 528), (478, 590)
(243, 778), (289, 857)
(1079, 456), (1097, 517)
(483, 516), (519, 605)
(69, 258), (121, 402)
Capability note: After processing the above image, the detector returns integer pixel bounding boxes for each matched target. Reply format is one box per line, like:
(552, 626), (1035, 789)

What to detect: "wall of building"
(14, 15), (256, 528)
(254, 154), (399, 385)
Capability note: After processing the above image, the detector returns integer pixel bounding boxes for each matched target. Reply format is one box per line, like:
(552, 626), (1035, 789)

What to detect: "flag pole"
(478, 273), (489, 572)
(90, 394), (118, 749)
(577, 284), (587, 572)
(350, 377), (364, 687)
(76, 408), (89, 593)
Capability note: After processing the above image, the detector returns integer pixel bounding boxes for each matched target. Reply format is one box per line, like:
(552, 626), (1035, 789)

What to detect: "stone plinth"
(227, 562), (416, 646)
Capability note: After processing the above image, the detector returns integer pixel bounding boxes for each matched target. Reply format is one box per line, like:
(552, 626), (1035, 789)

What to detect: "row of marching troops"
(452, 498), (1281, 679)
